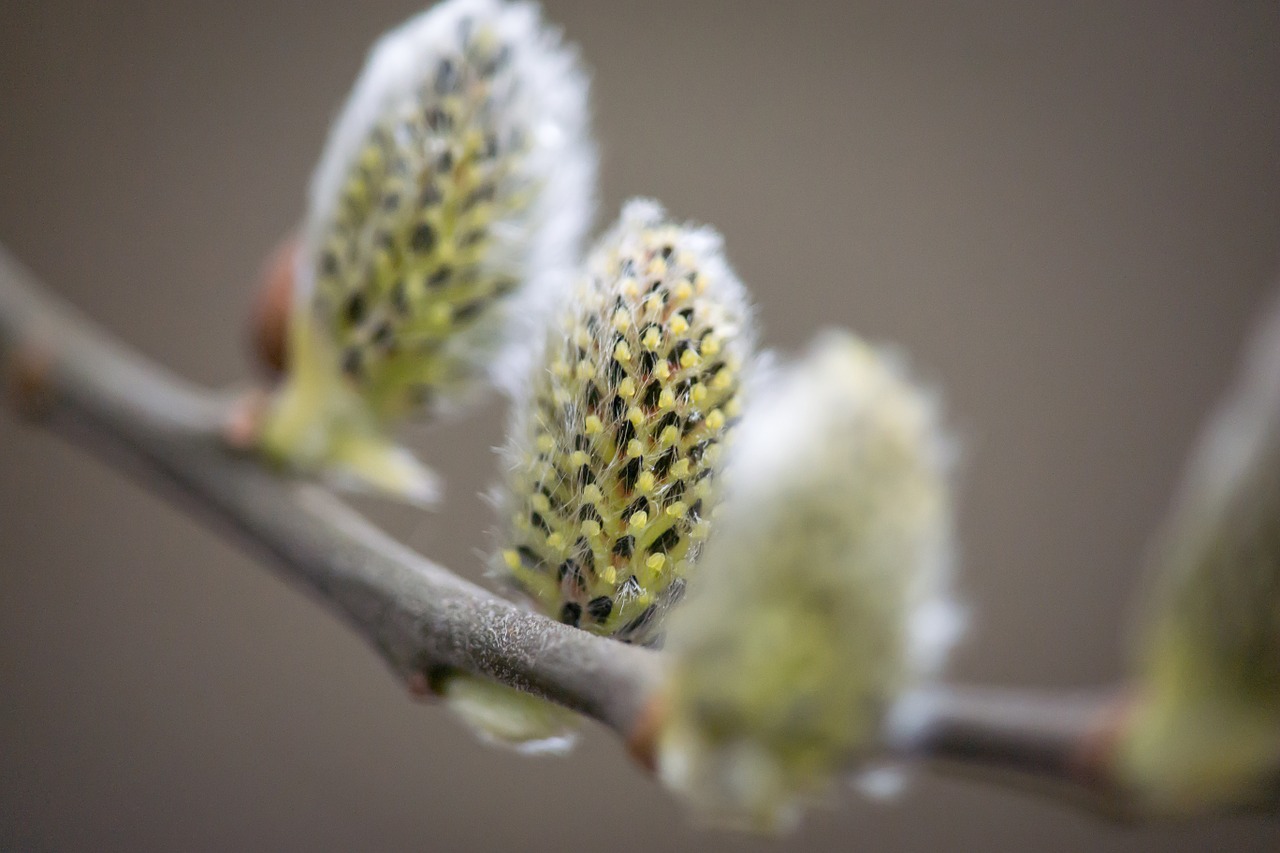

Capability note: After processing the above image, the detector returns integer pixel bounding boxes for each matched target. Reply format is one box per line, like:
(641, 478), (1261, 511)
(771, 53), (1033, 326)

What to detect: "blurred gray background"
(2, 1), (1279, 850)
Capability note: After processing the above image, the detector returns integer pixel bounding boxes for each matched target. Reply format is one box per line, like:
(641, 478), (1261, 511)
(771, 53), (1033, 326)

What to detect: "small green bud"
(439, 673), (578, 755)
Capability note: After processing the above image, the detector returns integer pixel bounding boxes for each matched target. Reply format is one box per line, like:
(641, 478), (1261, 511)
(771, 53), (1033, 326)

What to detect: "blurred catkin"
(1119, 292), (1280, 815)
(658, 331), (961, 831)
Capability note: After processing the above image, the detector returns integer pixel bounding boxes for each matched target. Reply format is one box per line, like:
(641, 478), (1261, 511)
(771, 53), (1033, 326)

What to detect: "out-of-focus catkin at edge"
(1118, 291), (1280, 815)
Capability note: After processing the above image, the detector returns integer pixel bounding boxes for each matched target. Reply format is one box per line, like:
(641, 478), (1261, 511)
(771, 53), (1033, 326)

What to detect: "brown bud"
(5, 341), (55, 419)
(250, 235), (298, 376)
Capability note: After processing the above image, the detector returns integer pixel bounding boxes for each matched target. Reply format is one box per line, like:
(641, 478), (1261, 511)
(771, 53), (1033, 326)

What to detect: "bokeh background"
(2, 1), (1279, 850)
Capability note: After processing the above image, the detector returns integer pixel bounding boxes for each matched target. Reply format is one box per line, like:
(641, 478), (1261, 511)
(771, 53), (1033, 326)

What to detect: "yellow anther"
(621, 277), (640, 299)
(665, 501), (688, 518)
(601, 566), (617, 585)
(701, 335), (721, 357)
(575, 361), (594, 381)
(673, 281), (694, 302)
(614, 340), (632, 362)
(646, 553), (666, 573)
(546, 532), (564, 549)
(536, 433), (554, 453)
(626, 439), (644, 458)
(706, 409), (725, 431)
(612, 308), (631, 331)
(531, 493), (550, 512)
(691, 383), (708, 404)
(581, 519), (601, 537)
(619, 377), (637, 398)
(629, 510), (649, 530)
(642, 327), (662, 350)
(636, 471), (656, 493)
(502, 549), (521, 569)
(627, 406), (644, 426)
(659, 425), (679, 446)
(570, 450), (589, 467)
(680, 348), (701, 369)
(655, 361), (671, 381)
(669, 315), (689, 335)
(585, 415), (603, 435)
(657, 388), (675, 409)
(671, 458), (690, 478)
(428, 303), (452, 327)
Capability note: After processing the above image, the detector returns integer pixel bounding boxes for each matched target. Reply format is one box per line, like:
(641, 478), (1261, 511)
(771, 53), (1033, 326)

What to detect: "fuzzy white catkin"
(260, 0), (595, 503)
(1119, 291), (1280, 814)
(658, 331), (962, 832)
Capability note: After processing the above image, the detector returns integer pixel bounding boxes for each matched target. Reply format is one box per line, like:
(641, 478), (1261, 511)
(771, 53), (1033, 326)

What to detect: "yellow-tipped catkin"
(496, 199), (755, 644)
(1119, 295), (1280, 815)
(260, 0), (594, 502)
(658, 331), (961, 831)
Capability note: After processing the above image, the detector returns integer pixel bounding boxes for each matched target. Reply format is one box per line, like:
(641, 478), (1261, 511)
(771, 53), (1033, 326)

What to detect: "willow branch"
(0, 243), (664, 738)
(1, 241), (1259, 819)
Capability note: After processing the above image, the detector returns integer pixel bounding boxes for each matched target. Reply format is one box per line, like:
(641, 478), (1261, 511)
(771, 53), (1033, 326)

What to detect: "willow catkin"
(259, 0), (594, 503)
(496, 198), (755, 644)
(658, 331), (962, 831)
(440, 199), (755, 750)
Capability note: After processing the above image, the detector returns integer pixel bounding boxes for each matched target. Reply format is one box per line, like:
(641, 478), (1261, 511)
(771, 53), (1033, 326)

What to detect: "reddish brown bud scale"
(250, 235), (299, 377)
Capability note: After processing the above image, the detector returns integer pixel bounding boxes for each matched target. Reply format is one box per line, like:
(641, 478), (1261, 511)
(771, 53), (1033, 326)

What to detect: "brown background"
(2, 1), (1279, 850)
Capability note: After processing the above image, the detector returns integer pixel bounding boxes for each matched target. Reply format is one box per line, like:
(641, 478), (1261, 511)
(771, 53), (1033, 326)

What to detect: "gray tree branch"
(0, 241), (1270, 820)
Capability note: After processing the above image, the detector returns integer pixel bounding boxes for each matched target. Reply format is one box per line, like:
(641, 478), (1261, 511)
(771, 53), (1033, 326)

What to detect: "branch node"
(626, 690), (668, 775)
(249, 235), (297, 377)
(1070, 689), (1133, 796)
(221, 387), (270, 451)
(5, 340), (56, 419)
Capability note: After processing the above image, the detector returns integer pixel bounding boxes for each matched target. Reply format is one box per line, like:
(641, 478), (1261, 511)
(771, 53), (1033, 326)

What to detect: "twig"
(0, 241), (1258, 818)
(0, 243), (664, 739)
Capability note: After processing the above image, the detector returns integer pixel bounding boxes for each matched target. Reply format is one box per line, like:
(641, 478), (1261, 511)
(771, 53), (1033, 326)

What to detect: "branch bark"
(1, 241), (1260, 820)
(0, 243), (664, 738)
